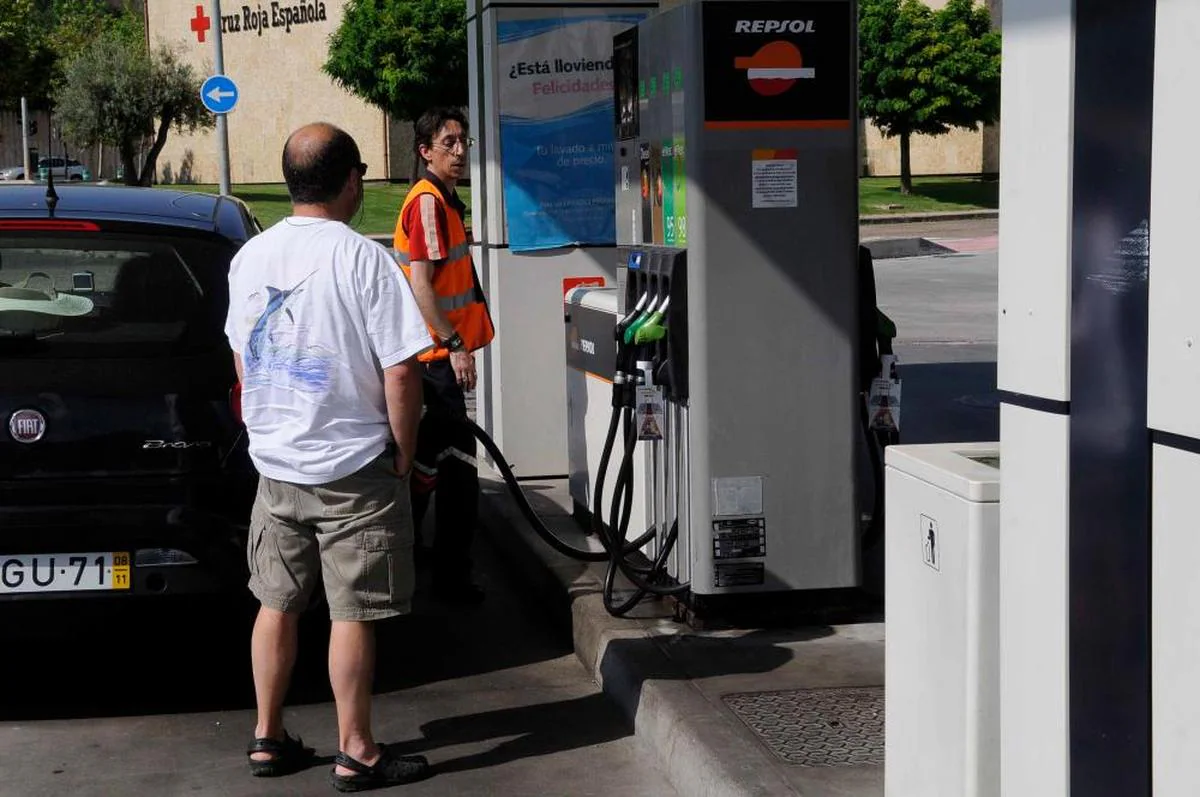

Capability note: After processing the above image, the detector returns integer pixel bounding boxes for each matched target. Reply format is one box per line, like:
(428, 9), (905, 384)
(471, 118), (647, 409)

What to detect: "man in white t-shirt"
(225, 123), (434, 791)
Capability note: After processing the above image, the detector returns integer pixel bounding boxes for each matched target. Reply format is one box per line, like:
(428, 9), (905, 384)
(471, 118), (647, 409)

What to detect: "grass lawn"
(172, 175), (991, 234)
(859, 176), (998, 215)
(179, 181), (471, 236)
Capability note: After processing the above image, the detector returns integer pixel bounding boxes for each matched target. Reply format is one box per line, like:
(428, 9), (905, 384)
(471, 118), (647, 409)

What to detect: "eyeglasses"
(433, 137), (475, 152)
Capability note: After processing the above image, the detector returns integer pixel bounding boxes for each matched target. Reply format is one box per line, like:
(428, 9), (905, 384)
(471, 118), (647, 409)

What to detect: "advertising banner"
(498, 13), (646, 251)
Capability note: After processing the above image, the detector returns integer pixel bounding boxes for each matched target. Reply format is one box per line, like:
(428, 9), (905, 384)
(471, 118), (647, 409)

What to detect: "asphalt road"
(0, 529), (677, 797)
(875, 249), (1000, 444)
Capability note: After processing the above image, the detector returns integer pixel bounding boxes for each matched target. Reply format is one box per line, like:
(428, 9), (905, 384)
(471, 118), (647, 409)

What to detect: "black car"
(0, 184), (261, 602)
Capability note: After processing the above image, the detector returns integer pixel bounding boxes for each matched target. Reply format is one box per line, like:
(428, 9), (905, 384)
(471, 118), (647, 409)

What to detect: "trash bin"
(884, 442), (1000, 797)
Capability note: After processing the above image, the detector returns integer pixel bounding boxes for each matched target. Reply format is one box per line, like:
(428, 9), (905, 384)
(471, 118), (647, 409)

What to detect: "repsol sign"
(221, 1), (328, 36)
(734, 20), (816, 33)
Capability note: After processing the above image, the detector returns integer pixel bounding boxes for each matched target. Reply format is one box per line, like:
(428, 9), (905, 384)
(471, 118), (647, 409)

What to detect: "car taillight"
(0, 220), (101, 231)
(229, 382), (243, 424)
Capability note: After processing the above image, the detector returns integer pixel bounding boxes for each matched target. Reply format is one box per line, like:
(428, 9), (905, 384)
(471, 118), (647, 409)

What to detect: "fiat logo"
(8, 409), (46, 444)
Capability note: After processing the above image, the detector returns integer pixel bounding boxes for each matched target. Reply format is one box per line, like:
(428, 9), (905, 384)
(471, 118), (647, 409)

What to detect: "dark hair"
(414, 107), (470, 155)
(282, 125), (362, 204)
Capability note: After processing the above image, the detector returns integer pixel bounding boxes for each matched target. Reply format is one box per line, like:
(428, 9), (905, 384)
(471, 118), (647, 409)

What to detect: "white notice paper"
(752, 158), (798, 208)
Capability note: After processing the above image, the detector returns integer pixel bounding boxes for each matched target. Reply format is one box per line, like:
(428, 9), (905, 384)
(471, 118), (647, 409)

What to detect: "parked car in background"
(35, 157), (91, 182)
(0, 165), (29, 181)
(0, 184), (262, 604)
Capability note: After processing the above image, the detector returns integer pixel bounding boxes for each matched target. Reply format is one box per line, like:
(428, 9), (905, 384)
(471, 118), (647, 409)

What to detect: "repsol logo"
(580, 338), (597, 355)
(734, 20), (816, 33)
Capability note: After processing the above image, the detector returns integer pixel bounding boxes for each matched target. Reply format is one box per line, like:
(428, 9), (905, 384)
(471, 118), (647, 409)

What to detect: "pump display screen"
(614, 27), (639, 140)
(701, 0), (852, 128)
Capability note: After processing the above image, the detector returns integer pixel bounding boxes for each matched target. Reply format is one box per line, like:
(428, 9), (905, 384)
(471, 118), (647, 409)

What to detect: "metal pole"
(212, 0), (232, 196)
(20, 97), (30, 181)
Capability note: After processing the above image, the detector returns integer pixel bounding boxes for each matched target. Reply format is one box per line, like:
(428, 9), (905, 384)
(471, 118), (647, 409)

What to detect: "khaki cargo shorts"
(247, 453), (414, 621)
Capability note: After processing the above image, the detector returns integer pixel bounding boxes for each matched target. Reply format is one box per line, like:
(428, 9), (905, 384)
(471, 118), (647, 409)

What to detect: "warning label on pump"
(752, 150), (798, 208)
(713, 517), (767, 559)
(715, 562), (765, 588)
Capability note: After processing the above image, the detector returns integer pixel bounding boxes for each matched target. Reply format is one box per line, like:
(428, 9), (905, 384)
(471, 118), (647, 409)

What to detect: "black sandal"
(329, 745), (431, 792)
(246, 730), (316, 777)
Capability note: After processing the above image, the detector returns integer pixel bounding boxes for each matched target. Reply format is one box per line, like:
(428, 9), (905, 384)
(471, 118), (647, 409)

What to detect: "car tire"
(69, 175), (82, 181)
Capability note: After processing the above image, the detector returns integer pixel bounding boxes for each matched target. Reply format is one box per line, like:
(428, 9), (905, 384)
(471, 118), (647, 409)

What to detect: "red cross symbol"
(190, 5), (212, 43)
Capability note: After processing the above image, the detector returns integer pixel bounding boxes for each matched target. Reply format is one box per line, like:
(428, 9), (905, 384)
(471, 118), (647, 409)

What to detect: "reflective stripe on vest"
(393, 240), (471, 266)
(437, 288), (480, 312)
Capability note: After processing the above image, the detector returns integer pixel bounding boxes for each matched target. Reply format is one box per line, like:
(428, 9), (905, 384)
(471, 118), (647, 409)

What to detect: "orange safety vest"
(393, 179), (494, 362)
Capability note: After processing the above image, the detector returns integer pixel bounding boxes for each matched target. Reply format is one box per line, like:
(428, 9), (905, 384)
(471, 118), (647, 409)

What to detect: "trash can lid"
(884, 442), (1000, 502)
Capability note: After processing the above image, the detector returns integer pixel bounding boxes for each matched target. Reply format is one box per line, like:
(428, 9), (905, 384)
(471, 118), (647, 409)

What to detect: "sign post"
(20, 96), (30, 183)
(210, 0), (232, 196)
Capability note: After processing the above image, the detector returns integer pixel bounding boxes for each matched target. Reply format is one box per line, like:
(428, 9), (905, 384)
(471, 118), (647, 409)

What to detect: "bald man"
(224, 123), (435, 790)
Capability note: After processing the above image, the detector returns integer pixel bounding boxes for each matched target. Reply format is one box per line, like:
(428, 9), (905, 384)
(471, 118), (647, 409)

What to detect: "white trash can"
(884, 442), (1000, 797)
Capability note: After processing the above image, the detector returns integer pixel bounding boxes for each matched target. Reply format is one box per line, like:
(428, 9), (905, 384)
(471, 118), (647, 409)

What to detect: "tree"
(323, 0), (468, 182)
(54, 31), (214, 186)
(858, 0), (1001, 194)
(1, 0), (144, 109)
(0, 0), (56, 108)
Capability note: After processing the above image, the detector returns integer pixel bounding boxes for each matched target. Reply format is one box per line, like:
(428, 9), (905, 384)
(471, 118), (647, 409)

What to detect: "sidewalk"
(476, 474), (886, 797)
(369, 211), (998, 260)
(860, 213), (998, 260)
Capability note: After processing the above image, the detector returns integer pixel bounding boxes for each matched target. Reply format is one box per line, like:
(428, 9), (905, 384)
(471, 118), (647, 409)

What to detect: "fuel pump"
(486, 0), (892, 623)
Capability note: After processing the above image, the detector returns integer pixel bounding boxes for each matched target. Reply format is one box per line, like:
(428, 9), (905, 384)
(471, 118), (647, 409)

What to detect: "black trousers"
(411, 358), (478, 583)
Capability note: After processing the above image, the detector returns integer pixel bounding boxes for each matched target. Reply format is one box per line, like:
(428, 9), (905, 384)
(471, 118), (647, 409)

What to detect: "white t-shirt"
(225, 217), (433, 485)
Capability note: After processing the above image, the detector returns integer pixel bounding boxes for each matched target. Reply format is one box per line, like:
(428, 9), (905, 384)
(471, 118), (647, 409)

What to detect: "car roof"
(0, 184), (258, 244)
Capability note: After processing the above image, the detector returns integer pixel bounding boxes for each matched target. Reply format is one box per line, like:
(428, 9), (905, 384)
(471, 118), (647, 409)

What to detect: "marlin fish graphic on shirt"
(243, 284), (334, 393)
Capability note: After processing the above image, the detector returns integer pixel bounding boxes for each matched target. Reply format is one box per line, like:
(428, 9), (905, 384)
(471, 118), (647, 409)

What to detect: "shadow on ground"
(896, 360), (1000, 444)
(0, 524), (573, 722)
(867, 178), (999, 209)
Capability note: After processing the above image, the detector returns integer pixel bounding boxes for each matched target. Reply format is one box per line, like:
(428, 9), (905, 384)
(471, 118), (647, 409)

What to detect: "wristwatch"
(442, 331), (466, 352)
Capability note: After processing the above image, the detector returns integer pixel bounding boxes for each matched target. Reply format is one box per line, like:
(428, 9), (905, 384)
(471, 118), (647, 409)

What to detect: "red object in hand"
(411, 470), (437, 494)
(230, 382), (243, 424)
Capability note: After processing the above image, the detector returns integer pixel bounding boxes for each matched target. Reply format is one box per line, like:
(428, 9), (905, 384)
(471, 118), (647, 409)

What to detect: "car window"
(0, 235), (231, 357)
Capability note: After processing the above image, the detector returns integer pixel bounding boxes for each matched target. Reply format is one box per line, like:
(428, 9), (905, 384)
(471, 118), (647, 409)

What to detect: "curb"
(860, 209), (998, 225)
(363, 211), (996, 243)
(476, 476), (801, 797)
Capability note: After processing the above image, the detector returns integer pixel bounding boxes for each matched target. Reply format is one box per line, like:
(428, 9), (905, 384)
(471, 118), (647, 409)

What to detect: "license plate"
(0, 552), (131, 594)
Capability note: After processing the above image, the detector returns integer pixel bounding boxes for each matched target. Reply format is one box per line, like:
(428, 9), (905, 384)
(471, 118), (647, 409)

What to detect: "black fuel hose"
(464, 368), (689, 616)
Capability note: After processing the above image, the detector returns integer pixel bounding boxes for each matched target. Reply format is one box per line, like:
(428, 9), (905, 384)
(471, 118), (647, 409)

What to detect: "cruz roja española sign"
(218, 1), (329, 36)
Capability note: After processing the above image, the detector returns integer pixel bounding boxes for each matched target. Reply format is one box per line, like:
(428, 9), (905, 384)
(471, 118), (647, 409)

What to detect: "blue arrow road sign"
(200, 74), (239, 115)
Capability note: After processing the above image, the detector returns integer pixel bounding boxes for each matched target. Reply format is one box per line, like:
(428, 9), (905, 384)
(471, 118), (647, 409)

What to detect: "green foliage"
(0, 0), (144, 108)
(0, 0), (56, 107)
(858, 0), (1000, 192)
(54, 31), (212, 185)
(323, 0), (468, 157)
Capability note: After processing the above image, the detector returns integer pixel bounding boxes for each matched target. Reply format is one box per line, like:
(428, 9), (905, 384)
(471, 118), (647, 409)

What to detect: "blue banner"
(498, 14), (645, 252)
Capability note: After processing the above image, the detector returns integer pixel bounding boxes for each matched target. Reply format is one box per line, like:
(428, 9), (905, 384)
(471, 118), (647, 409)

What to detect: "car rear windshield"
(0, 234), (231, 357)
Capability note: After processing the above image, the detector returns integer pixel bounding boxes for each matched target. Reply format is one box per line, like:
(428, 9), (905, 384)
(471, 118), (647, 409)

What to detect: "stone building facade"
(146, 0), (398, 184)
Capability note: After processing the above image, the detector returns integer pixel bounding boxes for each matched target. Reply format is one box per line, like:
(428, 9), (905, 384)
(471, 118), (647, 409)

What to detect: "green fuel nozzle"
(616, 292), (648, 340)
(633, 297), (669, 345)
(623, 295), (660, 346)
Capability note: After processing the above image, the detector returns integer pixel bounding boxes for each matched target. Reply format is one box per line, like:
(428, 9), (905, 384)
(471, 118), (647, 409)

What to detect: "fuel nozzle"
(612, 292), (650, 407)
(616, 292), (648, 340)
(623, 294), (660, 347)
(633, 296), (669, 345)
